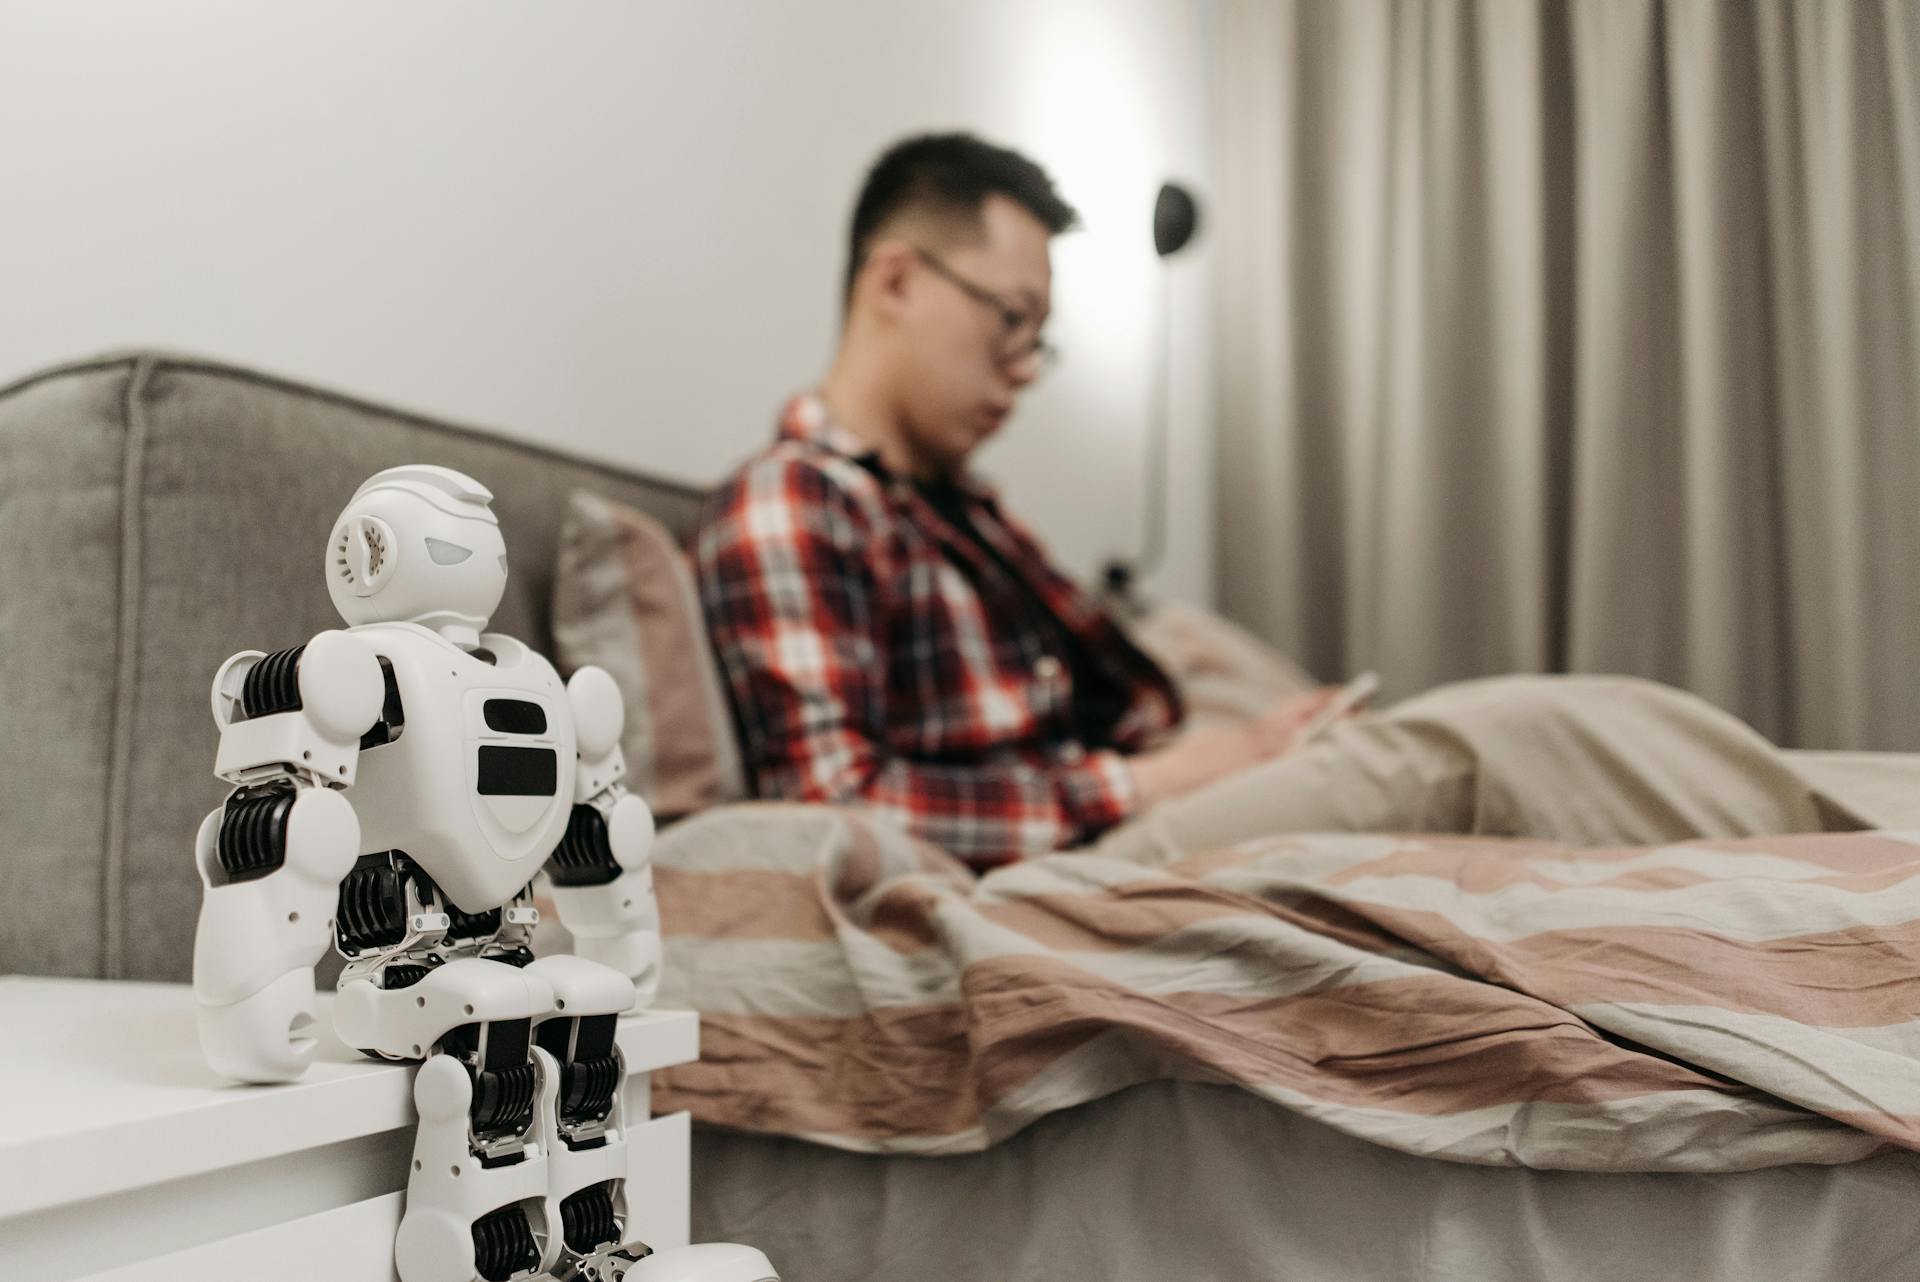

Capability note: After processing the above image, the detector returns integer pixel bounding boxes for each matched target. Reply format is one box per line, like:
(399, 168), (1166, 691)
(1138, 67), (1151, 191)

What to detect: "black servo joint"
(336, 854), (419, 954)
(241, 644), (307, 719)
(359, 655), (406, 750)
(380, 963), (435, 991)
(216, 787), (297, 883)
(445, 903), (503, 943)
(537, 1013), (622, 1138)
(469, 1061), (538, 1140)
(560, 1181), (620, 1254)
(557, 1055), (622, 1133)
(547, 804), (622, 887)
(470, 1205), (540, 1282)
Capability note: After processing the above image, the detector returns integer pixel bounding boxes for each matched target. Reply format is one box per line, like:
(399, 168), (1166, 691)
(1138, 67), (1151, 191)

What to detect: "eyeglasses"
(912, 246), (1059, 375)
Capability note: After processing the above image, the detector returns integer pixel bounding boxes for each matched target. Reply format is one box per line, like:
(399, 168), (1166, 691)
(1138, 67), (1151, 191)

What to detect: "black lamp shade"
(1153, 182), (1199, 257)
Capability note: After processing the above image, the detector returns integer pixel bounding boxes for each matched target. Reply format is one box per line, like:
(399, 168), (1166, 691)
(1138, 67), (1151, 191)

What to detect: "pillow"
(550, 489), (747, 819)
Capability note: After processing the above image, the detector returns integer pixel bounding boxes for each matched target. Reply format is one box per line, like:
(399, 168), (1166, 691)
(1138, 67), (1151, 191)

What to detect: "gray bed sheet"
(692, 1080), (1920, 1281)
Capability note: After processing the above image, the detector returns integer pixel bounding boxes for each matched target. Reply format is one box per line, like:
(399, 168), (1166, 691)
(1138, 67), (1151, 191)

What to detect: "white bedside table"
(0, 976), (698, 1282)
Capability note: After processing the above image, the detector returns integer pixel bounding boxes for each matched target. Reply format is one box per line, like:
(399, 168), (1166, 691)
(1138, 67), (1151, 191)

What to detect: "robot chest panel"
(360, 631), (575, 894)
(465, 682), (569, 839)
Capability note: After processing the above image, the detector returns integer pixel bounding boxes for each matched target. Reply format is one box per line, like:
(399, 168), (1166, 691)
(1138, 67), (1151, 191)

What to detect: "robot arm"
(193, 630), (386, 1082)
(543, 665), (663, 1006)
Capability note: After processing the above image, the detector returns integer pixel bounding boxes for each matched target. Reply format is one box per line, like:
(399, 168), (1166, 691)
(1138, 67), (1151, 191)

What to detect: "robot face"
(326, 466), (509, 642)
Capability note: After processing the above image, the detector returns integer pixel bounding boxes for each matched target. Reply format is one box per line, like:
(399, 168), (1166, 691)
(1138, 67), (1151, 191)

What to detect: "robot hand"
(548, 790), (662, 1005)
(197, 968), (322, 1083)
(571, 909), (662, 1008)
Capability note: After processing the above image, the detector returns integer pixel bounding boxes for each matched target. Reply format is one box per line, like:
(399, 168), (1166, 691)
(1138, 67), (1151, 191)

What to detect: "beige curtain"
(1214, 0), (1920, 749)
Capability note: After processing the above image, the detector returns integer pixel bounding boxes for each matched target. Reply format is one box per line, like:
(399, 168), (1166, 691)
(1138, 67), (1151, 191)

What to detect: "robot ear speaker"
(334, 516), (398, 598)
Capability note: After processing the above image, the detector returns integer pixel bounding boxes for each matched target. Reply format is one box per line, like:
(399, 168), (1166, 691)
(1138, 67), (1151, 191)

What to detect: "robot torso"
(346, 622), (576, 912)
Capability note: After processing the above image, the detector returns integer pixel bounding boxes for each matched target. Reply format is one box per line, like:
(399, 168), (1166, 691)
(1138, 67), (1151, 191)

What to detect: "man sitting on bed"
(694, 132), (1887, 870)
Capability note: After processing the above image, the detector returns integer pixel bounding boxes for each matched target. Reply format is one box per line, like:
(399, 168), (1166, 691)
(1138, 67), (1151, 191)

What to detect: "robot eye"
(425, 537), (473, 565)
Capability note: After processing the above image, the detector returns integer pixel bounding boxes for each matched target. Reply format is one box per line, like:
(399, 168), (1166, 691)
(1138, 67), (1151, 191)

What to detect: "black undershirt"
(918, 480), (1130, 749)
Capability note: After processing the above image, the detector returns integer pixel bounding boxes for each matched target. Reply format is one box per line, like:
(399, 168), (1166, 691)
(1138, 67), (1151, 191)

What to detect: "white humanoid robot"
(191, 465), (776, 1282)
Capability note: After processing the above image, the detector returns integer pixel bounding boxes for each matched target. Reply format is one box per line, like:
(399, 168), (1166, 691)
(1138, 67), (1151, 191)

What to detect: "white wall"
(0, 0), (1214, 601)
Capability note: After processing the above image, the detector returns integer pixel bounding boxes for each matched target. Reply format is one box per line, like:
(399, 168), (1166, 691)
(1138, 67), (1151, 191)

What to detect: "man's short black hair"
(845, 132), (1078, 304)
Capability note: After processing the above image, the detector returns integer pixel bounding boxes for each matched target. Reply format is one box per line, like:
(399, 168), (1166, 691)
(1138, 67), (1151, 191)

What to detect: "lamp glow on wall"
(1101, 180), (1201, 607)
(987, 0), (1211, 590)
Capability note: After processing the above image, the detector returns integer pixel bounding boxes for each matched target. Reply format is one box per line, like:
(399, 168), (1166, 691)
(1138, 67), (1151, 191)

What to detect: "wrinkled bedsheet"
(650, 805), (1920, 1171)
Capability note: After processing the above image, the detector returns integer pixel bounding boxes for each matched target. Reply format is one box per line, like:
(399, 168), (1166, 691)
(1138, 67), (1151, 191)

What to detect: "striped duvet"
(649, 805), (1920, 1171)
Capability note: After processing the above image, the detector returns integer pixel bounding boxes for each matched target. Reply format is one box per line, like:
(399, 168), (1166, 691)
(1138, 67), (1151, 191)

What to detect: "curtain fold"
(1215, 0), (1920, 749)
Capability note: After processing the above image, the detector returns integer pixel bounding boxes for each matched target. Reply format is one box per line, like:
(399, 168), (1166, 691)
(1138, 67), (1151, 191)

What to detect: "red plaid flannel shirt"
(695, 393), (1184, 868)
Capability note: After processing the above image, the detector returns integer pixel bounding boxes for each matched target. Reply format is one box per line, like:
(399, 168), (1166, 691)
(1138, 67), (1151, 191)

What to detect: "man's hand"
(1126, 723), (1268, 811)
(1127, 687), (1365, 811)
(1249, 686), (1356, 756)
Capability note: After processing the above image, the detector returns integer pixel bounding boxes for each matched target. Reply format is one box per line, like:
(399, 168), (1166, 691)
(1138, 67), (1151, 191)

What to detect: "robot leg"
(525, 957), (780, 1282)
(525, 955), (646, 1281)
(336, 958), (561, 1282)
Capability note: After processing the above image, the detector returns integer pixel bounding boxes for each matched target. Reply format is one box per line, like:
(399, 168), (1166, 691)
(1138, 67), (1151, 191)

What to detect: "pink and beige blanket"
(649, 805), (1920, 1171)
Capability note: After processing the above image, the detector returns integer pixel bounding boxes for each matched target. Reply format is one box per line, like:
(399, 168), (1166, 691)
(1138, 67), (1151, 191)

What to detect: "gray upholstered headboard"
(0, 351), (708, 981)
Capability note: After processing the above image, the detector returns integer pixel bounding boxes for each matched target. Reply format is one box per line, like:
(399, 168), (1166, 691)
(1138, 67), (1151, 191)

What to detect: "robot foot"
(615, 1243), (780, 1282)
(526, 954), (642, 1279)
(550, 1237), (778, 1282)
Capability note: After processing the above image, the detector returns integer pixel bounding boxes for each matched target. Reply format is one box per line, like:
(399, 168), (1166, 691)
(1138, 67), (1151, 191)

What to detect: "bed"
(646, 806), (1920, 1280)
(691, 1079), (1920, 1280)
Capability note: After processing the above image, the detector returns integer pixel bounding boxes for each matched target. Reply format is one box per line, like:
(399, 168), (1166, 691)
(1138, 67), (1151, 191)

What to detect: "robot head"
(326, 465), (508, 647)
